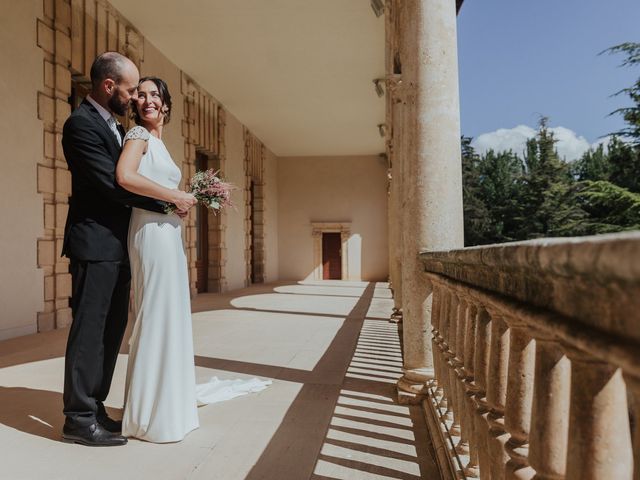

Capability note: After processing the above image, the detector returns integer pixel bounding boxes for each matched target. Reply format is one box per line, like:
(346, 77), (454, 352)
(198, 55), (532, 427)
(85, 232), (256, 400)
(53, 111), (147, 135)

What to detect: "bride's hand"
(171, 191), (197, 212)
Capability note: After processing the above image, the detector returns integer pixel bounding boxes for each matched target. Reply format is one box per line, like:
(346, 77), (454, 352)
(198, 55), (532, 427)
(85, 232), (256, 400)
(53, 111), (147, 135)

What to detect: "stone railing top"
(420, 231), (640, 342)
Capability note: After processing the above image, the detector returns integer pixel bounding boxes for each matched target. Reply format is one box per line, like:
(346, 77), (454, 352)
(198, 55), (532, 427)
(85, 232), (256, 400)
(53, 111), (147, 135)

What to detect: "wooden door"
(322, 232), (342, 280)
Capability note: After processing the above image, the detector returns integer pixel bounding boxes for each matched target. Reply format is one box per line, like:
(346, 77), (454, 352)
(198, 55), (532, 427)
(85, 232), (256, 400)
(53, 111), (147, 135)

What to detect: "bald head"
(89, 52), (140, 116)
(90, 52), (137, 90)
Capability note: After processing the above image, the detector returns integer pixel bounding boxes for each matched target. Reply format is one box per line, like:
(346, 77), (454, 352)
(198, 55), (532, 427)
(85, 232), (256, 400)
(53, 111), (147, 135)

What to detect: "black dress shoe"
(62, 423), (128, 446)
(97, 413), (122, 433)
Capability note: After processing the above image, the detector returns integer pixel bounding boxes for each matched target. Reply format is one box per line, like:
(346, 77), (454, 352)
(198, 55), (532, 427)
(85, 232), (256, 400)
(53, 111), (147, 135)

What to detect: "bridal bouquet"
(166, 169), (234, 214)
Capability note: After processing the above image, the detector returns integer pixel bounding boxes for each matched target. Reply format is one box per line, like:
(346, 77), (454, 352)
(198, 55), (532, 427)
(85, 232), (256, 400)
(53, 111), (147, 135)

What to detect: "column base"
(397, 367), (433, 404)
(389, 307), (403, 324)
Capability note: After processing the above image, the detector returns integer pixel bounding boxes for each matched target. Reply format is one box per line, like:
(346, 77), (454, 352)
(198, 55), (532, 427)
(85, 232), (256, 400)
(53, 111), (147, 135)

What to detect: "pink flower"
(185, 169), (235, 212)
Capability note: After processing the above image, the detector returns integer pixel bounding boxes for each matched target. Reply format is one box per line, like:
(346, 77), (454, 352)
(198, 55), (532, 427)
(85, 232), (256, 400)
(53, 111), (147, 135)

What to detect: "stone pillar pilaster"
(396, 0), (464, 400)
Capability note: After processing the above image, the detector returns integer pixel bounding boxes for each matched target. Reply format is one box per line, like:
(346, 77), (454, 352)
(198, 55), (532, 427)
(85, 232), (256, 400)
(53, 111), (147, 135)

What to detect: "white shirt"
(86, 94), (122, 146)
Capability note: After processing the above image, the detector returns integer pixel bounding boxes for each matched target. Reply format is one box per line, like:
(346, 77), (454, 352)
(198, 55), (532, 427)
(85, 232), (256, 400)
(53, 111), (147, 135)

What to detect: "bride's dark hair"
(131, 76), (172, 126)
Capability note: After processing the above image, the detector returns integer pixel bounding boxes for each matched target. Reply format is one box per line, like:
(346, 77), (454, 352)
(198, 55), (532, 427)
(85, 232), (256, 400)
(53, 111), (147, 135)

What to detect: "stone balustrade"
(419, 232), (640, 480)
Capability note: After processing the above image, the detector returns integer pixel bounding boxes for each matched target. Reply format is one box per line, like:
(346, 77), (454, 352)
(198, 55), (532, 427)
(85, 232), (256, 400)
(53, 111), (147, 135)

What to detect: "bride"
(115, 76), (270, 443)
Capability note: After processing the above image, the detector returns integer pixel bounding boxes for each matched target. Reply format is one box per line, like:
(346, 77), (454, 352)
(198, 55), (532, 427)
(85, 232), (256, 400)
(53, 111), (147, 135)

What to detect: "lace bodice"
(124, 125), (151, 142)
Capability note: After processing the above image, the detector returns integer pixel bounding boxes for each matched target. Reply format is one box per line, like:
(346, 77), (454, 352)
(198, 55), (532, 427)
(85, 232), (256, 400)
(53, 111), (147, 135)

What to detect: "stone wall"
(277, 155), (389, 281)
(0, 0), (280, 340)
(0, 2), (45, 340)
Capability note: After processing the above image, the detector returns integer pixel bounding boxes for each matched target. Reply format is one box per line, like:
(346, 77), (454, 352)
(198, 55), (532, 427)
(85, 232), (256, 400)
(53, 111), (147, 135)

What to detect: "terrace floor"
(0, 280), (441, 480)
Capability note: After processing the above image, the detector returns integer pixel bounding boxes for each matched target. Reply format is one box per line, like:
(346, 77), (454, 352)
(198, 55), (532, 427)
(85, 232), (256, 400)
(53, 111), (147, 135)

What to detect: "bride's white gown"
(122, 125), (270, 443)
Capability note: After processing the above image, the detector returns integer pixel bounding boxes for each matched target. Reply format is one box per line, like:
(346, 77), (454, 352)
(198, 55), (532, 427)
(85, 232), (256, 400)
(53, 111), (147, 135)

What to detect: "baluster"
(503, 318), (536, 480)
(462, 298), (480, 478)
(438, 290), (453, 425)
(528, 333), (570, 480)
(565, 350), (632, 480)
(623, 373), (640, 480)
(473, 306), (493, 480)
(447, 293), (461, 437)
(430, 282), (445, 402)
(454, 295), (471, 459)
(486, 309), (511, 480)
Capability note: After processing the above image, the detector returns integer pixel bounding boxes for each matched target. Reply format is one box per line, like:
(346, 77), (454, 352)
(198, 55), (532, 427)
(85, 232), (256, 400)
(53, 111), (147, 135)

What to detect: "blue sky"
(457, 0), (639, 159)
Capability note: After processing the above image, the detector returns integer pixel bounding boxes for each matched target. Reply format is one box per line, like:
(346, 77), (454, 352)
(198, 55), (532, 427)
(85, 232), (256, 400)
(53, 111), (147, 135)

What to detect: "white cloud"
(472, 125), (536, 157)
(471, 125), (606, 162)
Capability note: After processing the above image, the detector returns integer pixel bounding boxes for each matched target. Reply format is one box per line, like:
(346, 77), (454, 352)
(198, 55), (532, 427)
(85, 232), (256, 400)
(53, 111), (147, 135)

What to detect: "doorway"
(194, 151), (223, 293)
(68, 77), (91, 112)
(195, 152), (209, 293)
(322, 232), (342, 280)
(249, 181), (256, 283)
(248, 181), (265, 285)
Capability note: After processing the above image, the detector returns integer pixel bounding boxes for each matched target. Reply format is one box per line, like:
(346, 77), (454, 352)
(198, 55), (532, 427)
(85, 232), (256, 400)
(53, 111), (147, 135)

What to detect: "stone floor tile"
(0, 281), (440, 480)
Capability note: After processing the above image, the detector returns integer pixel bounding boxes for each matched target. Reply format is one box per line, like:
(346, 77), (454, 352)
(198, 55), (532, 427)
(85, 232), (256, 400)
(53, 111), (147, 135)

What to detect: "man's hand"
(175, 209), (189, 219)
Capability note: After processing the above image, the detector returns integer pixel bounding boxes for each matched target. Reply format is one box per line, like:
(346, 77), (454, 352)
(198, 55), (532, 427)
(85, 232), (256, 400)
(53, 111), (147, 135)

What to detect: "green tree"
(607, 136), (640, 192)
(572, 143), (610, 182)
(461, 136), (492, 246)
(476, 149), (524, 242)
(600, 42), (640, 193)
(515, 117), (572, 239)
(603, 42), (640, 144)
(573, 180), (640, 233)
(461, 39), (640, 244)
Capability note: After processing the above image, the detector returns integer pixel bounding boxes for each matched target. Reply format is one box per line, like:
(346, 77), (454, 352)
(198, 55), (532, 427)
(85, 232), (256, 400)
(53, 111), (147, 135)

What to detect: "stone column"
(397, 0), (465, 400)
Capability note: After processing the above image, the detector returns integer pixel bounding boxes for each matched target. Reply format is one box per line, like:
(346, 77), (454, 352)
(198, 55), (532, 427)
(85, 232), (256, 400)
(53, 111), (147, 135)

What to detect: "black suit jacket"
(61, 99), (167, 261)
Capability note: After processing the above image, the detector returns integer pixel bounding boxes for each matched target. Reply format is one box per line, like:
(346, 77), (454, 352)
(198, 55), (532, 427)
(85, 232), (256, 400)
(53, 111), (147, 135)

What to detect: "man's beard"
(107, 91), (128, 117)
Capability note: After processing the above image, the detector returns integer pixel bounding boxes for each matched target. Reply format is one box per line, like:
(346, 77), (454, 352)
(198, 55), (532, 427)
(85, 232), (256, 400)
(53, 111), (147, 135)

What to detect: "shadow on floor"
(217, 282), (441, 480)
(0, 281), (438, 479)
(0, 386), (124, 443)
(0, 386), (64, 441)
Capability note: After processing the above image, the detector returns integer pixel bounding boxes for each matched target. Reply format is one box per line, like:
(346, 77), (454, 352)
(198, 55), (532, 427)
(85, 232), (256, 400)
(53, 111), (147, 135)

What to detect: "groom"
(60, 52), (183, 446)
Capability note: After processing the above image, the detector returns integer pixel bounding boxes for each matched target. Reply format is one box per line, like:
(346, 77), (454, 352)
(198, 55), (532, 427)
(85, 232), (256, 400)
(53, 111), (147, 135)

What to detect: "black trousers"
(63, 259), (131, 427)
